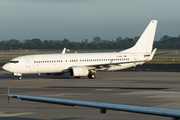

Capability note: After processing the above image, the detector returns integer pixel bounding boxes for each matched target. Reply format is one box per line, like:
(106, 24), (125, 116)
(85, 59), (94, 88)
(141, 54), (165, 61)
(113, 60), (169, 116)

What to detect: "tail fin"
(121, 20), (157, 54)
(62, 48), (66, 54)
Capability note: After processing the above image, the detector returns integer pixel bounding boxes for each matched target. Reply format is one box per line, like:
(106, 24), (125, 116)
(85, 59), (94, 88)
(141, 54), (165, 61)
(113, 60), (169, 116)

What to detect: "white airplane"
(7, 87), (180, 120)
(3, 20), (157, 80)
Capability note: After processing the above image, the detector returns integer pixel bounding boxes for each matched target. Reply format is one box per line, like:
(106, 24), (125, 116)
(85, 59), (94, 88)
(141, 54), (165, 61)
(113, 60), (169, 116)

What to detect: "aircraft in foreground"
(8, 87), (180, 120)
(3, 20), (157, 80)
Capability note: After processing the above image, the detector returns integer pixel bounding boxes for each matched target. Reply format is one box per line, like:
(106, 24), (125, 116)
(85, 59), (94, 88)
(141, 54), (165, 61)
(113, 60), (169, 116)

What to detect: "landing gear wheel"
(91, 74), (95, 79)
(88, 73), (96, 79)
(18, 76), (22, 80)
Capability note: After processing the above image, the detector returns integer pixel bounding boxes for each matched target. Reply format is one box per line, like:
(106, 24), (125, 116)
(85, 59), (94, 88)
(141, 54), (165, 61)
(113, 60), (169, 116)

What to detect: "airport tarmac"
(1, 70), (180, 120)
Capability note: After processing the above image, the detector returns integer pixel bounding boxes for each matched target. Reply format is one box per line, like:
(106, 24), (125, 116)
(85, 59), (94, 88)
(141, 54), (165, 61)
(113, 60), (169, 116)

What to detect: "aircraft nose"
(2, 63), (11, 71)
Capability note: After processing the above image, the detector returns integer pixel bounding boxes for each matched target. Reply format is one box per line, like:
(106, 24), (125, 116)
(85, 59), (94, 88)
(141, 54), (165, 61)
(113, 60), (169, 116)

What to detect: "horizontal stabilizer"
(146, 48), (157, 61)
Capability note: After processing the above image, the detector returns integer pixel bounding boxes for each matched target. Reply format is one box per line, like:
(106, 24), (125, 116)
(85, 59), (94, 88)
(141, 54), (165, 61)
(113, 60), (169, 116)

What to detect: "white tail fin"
(121, 20), (157, 54)
(62, 48), (66, 54)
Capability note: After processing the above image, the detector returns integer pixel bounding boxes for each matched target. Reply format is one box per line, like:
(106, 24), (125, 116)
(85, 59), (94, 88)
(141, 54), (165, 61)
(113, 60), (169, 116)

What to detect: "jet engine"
(69, 67), (89, 77)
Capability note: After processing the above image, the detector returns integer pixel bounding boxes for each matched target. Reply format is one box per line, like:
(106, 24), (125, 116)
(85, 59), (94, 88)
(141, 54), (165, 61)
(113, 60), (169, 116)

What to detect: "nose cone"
(2, 63), (11, 72)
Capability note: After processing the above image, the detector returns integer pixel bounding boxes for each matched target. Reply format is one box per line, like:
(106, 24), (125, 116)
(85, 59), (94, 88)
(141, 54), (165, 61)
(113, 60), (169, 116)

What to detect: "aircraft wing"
(8, 91), (180, 119)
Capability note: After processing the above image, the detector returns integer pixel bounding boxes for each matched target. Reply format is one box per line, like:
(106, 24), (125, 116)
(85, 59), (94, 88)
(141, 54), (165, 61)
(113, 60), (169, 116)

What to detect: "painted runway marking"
(0, 112), (35, 117)
(112, 91), (180, 99)
(168, 73), (180, 76)
(94, 89), (113, 91)
(11, 79), (36, 81)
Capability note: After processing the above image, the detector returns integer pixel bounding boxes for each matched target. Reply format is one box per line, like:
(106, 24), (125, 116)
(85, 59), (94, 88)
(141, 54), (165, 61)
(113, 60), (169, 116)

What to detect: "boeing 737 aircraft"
(3, 20), (157, 80)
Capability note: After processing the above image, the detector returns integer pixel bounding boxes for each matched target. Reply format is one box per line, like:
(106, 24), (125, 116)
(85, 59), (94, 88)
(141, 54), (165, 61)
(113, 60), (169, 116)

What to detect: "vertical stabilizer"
(62, 48), (66, 54)
(121, 20), (157, 54)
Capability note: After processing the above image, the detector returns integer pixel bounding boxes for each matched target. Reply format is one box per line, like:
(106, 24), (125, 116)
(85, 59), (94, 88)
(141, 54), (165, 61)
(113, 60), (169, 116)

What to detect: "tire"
(18, 76), (22, 80)
(88, 74), (92, 79)
(88, 73), (96, 79)
(91, 74), (95, 79)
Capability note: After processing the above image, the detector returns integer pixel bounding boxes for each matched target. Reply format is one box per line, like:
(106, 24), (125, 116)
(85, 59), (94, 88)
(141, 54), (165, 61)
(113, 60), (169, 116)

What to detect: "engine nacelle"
(70, 67), (89, 77)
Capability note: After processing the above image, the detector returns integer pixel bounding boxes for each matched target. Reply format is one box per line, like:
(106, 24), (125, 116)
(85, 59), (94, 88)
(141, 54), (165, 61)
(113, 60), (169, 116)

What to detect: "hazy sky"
(0, 0), (180, 42)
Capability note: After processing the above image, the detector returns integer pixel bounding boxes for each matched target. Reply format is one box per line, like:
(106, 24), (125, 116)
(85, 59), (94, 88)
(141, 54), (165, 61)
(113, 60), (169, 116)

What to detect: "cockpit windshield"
(10, 61), (19, 63)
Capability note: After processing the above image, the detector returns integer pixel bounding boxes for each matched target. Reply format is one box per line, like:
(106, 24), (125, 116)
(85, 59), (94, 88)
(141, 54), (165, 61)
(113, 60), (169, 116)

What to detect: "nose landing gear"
(13, 73), (22, 80)
(18, 76), (22, 80)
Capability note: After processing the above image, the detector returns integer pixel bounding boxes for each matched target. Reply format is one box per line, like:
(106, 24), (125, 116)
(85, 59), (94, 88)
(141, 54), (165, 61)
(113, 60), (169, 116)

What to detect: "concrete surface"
(1, 70), (180, 120)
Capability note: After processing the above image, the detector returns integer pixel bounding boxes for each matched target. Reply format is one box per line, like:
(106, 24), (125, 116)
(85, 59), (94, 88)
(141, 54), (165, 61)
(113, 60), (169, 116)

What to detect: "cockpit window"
(10, 61), (19, 63)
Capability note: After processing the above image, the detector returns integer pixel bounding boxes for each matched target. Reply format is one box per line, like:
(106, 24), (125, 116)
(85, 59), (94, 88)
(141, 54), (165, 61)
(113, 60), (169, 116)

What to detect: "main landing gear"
(88, 73), (96, 79)
(88, 70), (96, 79)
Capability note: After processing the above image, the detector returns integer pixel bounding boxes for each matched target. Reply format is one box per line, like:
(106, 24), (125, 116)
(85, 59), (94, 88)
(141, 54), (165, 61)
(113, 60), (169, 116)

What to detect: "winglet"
(8, 86), (9, 95)
(146, 48), (157, 61)
(8, 86), (10, 104)
(62, 48), (66, 54)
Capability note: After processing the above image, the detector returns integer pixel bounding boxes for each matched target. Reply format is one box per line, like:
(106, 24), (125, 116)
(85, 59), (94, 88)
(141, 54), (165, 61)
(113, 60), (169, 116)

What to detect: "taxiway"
(1, 70), (180, 120)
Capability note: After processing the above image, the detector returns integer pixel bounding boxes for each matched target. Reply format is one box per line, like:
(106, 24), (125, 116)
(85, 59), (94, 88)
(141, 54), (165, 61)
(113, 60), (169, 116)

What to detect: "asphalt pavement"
(1, 70), (180, 120)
